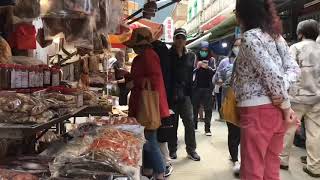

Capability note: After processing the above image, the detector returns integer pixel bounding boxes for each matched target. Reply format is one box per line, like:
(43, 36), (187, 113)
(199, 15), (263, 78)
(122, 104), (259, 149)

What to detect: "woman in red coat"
(124, 27), (169, 180)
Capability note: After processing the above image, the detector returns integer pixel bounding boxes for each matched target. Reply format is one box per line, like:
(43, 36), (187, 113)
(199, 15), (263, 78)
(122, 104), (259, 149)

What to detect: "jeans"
(144, 130), (165, 174)
(159, 142), (171, 166)
(227, 122), (240, 162)
(168, 96), (197, 154)
(239, 104), (285, 180)
(193, 88), (213, 131)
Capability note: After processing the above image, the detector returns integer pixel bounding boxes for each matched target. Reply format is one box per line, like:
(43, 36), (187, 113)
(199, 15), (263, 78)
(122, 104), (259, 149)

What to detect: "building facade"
(184, 0), (235, 35)
(171, 0), (188, 28)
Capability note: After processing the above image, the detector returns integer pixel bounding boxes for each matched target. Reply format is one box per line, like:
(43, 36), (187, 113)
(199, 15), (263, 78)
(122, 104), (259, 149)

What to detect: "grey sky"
(132, 0), (175, 23)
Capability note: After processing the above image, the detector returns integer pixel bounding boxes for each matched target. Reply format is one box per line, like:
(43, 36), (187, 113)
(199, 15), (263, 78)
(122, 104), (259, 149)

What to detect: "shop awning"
(109, 19), (164, 49)
(186, 14), (236, 49)
(200, 16), (226, 32)
(186, 33), (211, 49)
(208, 14), (237, 42)
(200, 3), (235, 32)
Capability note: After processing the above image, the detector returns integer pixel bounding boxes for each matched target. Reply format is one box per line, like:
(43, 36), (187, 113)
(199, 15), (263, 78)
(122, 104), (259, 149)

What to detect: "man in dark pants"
(193, 41), (215, 136)
(168, 28), (200, 161)
(152, 39), (174, 177)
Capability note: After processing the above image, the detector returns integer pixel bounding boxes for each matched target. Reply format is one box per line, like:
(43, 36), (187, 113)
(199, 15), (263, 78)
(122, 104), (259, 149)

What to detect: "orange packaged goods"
(90, 128), (144, 167)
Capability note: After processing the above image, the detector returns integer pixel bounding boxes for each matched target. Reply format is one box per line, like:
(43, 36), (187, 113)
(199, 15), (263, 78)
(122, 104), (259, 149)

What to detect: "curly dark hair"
(236, 0), (282, 38)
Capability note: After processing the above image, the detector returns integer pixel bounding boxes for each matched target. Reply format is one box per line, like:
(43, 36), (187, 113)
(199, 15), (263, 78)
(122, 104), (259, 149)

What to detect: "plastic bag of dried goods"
(0, 36), (13, 64)
(50, 157), (121, 179)
(14, 0), (40, 18)
(41, 0), (98, 17)
(89, 128), (144, 168)
(0, 169), (39, 180)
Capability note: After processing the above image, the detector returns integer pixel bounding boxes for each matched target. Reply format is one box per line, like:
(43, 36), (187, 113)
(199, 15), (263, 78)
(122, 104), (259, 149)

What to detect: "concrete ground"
(169, 112), (318, 180)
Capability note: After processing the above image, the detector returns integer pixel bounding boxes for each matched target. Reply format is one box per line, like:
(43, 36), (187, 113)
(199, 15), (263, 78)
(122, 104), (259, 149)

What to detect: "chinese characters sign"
(163, 17), (175, 43)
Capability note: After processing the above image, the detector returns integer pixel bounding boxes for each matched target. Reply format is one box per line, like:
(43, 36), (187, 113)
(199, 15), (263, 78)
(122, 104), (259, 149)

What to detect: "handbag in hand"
(221, 87), (239, 126)
(137, 79), (161, 130)
(221, 58), (240, 127)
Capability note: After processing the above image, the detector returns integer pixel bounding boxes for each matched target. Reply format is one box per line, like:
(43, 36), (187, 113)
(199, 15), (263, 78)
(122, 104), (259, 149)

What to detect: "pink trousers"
(238, 104), (286, 180)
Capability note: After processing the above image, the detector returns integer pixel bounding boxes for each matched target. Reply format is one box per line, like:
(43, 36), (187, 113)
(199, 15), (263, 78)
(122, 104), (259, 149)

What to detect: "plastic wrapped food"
(12, 56), (45, 65)
(0, 169), (39, 180)
(13, 0), (40, 18)
(0, 92), (53, 124)
(89, 128), (144, 167)
(53, 136), (94, 162)
(83, 90), (98, 103)
(108, 0), (124, 34)
(51, 158), (121, 179)
(40, 0), (100, 47)
(64, 0), (98, 15)
(42, 16), (93, 47)
(41, 0), (98, 17)
(0, 156), (53, 178)
(95, 116), (139, 126)
(44, 93), (75, 102)
(3, 95), (47, 116)
(89, 74), (105, 87)
(0, 36), (13, 64)
(95, 0), (110, 33)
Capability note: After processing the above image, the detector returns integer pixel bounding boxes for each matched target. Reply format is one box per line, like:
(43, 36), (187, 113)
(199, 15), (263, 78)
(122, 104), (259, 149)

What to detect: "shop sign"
(163, 17), (175, 43)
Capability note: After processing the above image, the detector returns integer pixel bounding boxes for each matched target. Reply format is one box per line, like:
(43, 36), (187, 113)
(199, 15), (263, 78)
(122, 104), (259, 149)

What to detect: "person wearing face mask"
(193, 41), (216, 136)
(279, 19), (320, 178)
(213, 38), (242, 177)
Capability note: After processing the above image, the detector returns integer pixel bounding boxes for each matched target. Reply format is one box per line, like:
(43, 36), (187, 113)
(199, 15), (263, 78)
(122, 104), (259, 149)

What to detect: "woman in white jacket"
(234, 0), (300, 179)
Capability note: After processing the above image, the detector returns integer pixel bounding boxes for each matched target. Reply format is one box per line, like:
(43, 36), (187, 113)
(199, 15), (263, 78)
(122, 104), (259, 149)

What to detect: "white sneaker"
(233, 161), (240, 176)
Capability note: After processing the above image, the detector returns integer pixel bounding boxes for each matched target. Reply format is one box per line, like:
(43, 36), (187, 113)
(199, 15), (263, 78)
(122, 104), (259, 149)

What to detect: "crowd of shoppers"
(119, 0), (320, 179)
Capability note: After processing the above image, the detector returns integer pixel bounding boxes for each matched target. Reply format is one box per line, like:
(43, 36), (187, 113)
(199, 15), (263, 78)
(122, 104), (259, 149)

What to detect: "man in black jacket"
(193, 41), (215, 136)
(152, 39), (175, 177)
(168, 28), (201, 161)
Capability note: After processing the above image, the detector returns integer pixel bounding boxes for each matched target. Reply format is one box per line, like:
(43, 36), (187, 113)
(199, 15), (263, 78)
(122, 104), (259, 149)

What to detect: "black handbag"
(157, 115), (175, 143)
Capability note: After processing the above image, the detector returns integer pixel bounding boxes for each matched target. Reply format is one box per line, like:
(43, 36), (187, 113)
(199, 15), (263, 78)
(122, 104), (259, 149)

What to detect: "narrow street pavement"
(169, 112), (317, 180)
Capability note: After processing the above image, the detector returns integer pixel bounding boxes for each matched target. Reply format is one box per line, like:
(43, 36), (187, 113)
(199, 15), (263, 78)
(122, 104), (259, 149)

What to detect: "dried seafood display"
(0, 92), (53, 124)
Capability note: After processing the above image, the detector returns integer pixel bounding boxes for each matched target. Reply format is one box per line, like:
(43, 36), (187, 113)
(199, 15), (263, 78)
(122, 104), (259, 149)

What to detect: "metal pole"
(127, 16), (144, 24)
